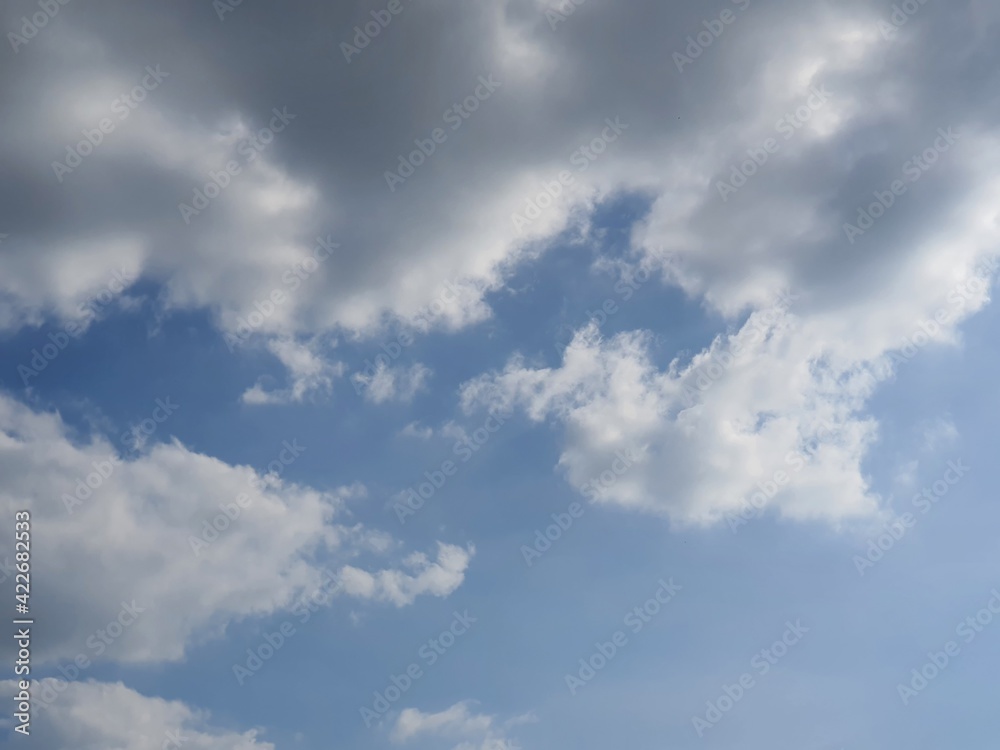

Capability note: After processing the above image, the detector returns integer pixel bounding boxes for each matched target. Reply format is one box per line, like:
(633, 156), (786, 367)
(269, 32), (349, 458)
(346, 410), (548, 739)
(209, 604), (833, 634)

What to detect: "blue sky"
(2, 1), (1000, 749)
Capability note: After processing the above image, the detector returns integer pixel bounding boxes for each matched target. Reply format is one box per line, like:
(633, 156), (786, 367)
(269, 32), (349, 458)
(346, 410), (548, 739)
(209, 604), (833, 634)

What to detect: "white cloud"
(399, 422), (434, 440)
(392, 701), (493, 742)
(241, 336), (345, 405)
(456, 296), (934, 527)
(4, 679), (274, 749)
(353, 361), (432, 404)
(894, 459), (920, 489)
(339, 542), (474, 607)
(918, 417), (959, 452)
(0, 394), (471, 665)
(392, 701), (524, 750)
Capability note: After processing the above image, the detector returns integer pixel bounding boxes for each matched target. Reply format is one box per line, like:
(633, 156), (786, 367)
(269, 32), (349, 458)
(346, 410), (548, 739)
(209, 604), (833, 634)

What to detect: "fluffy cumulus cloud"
(460, 313), (884, 526)
(0, 393), (472, 665)
(3, 679), (275, 749)
(392, 701), (529, 749)
(461, 221), (998, 528)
